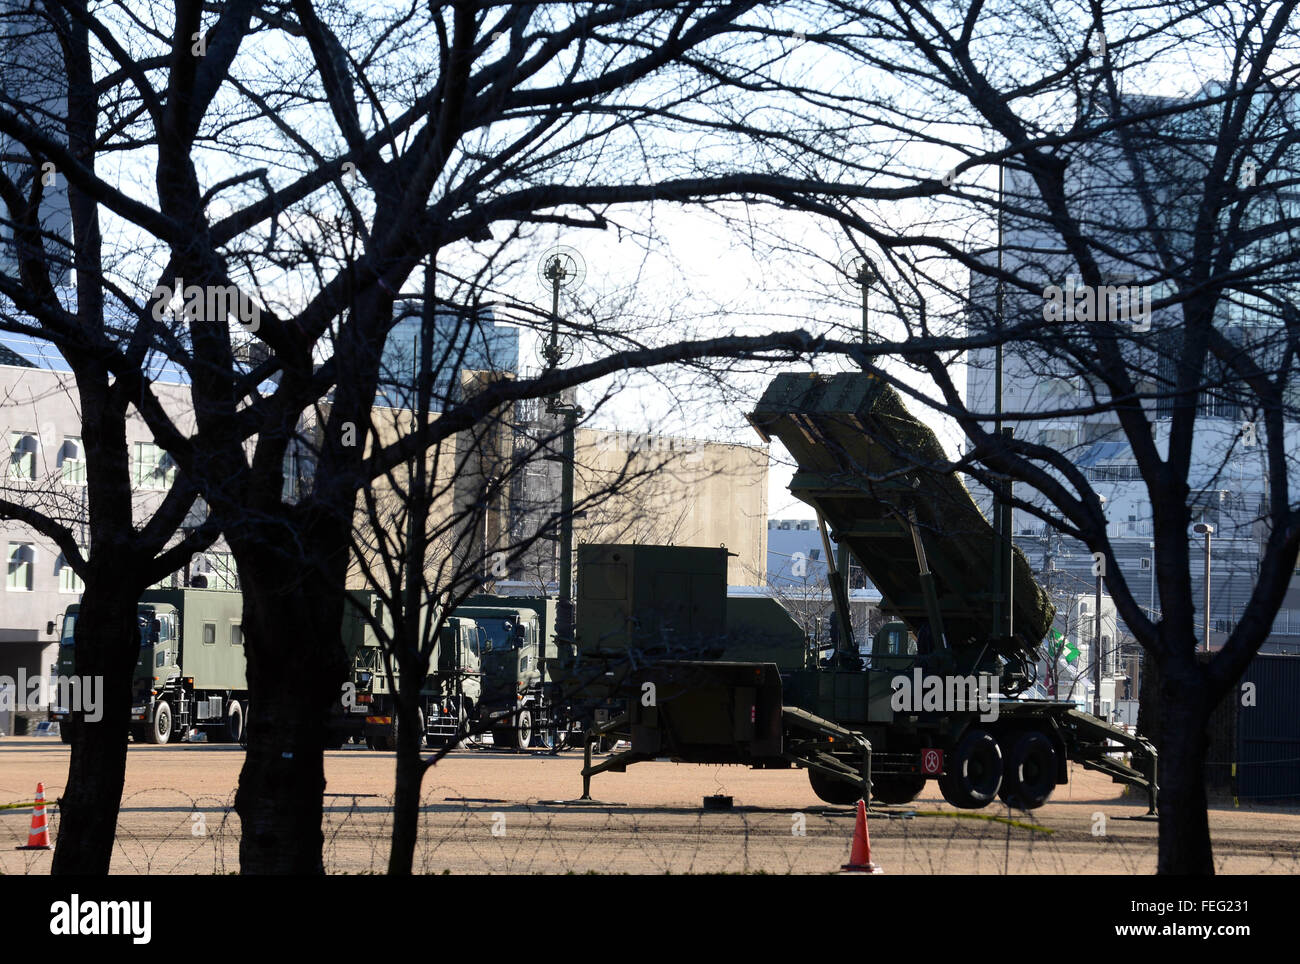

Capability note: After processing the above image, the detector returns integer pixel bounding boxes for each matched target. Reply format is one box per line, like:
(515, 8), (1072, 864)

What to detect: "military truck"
(569, 371), (1158, 812)
(348, 603), (484, 751)
(458, 596), (561, 749)
(51, 588), (247, 744)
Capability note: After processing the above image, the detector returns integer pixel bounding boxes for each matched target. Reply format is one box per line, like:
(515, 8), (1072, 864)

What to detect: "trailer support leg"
(580, 727), (594, 800)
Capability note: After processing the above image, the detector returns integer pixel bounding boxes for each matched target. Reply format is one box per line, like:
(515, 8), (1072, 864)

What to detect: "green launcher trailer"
(577, 371), (1157, 812)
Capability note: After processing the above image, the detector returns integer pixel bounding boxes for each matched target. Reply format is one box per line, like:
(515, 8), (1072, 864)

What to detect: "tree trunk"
(1155, 661), (1214, 874)
(388, 691), (425, 875)
(233, 566), (348, 874)
(51, 584), (140, 874)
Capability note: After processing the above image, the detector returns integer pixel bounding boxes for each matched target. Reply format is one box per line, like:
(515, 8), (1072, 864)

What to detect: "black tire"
(148, 702), (173, 745)
(807, 769), (866, 806)
(240, 703), (250, 747)
(514, 710), (532, 749)
(222, 701), (243, 743)
(937, 729), (1002, 809)
(871, 773), (927, 805)
(998, 732), (1057, 810)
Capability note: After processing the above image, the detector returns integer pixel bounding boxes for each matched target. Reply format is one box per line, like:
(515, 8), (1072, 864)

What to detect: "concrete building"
(503, 394), (770, 592)
(0, 353), (237, 719)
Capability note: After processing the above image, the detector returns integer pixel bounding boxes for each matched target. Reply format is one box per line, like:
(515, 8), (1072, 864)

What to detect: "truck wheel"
(871, 774), (927, 805)
(148, 702), (173, 745)
(515, 710), (532, 749)
(222, 701), (244, 743)
(807, 769), (865, 806)
(938, 729), (1002, 809)
(998, 732), (1057, 810)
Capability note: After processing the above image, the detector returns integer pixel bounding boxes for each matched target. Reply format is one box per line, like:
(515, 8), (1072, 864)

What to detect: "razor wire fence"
(4, 784), (1299, 875)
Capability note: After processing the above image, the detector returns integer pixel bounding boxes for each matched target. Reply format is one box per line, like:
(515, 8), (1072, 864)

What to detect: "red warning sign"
(921, 748), (943, 775)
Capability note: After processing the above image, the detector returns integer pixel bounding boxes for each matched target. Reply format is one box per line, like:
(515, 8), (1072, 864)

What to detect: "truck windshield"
(137, 608), (161, 646)
(475, 617), (520, 653)
(60, 614), (76, 646)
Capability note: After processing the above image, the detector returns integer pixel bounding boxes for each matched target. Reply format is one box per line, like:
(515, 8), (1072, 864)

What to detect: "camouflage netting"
(750, 372), (1054, 661)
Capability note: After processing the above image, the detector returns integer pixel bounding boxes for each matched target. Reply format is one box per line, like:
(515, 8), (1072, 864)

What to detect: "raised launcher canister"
(749, 370), (1054, 685)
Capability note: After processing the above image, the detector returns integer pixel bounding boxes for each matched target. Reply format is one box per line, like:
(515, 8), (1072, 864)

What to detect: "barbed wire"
(3, 784), (1297, 875)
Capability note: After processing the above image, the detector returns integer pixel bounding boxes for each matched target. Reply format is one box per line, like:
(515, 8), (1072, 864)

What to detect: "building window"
(230, 623), (243, 646)
(57, 553), (84, 593)
(9, 432), (37, 480)
(202, 622), (216, 645)
(133, 442), (175, 489)
(7, 543), (34, 591)
(61, 437), (86, 485)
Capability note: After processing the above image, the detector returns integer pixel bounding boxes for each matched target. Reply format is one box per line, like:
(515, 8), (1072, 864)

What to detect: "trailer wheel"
(807, 770), (865, 806)
(222, 701), (243, 743)
(937, 729), (1002, 809)
(870, 774), (927, 805)
(998, 732), (1056, 810)
(148, 701), (173, 745)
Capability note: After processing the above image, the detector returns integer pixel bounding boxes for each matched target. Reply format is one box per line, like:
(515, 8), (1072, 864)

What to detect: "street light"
(1193, 523), (1214, 652)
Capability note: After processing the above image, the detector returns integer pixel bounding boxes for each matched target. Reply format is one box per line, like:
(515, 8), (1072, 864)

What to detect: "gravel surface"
(3, 738), (1298, 874)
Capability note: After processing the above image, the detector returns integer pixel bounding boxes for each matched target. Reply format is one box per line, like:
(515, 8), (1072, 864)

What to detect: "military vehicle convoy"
(52, 588), (248, 744)
(563, 371), (1159, 812)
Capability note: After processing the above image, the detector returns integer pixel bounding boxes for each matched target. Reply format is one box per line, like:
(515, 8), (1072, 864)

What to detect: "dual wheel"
(807, 770), (926, 806)
(937, 729), (1057, 810)
(805, 729), (1058, 810)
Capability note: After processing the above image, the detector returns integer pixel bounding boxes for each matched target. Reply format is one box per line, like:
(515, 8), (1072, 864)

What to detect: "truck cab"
(464, 606), (552, 749)
(49, 603), (180, 743)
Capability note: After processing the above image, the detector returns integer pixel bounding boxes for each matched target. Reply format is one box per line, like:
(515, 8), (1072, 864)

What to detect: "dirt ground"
(3, 736), (1299, 874)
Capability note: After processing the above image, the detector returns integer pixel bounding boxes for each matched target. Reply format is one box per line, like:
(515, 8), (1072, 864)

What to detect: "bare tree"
(773, 1), (1300, 873)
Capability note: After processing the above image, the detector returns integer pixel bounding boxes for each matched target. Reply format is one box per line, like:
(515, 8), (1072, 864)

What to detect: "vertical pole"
(1149, 540), (1155, 619)
(1203, 530), (1212, 653)
(558, 409), (576, 640)
(1093, 572), (1103, 718)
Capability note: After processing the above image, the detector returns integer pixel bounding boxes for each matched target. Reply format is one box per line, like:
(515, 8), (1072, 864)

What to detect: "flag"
(1050, 628), (1079, 664)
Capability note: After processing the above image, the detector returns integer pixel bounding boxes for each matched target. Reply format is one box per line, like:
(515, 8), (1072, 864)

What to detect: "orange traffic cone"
(841, 798), (882, 873)
(16, 783), (52, 850)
